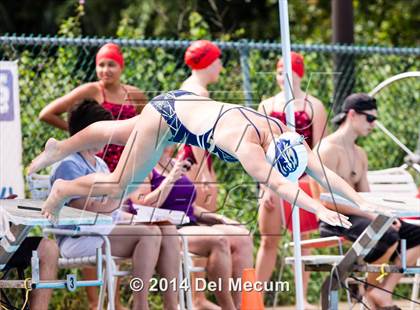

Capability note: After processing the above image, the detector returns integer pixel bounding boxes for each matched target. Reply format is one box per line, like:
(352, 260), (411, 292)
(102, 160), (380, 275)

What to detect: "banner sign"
(0, 61), (24, 198)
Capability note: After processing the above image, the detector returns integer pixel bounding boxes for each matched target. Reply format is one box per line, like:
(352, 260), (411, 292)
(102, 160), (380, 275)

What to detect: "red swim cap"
(276, 52), (304, 78)
(184, 40), (221, 70)
(96, 43), (124, 69)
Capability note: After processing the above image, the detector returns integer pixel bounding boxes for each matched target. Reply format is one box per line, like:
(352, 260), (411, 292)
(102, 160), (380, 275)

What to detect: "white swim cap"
(265, 132), (308, 182)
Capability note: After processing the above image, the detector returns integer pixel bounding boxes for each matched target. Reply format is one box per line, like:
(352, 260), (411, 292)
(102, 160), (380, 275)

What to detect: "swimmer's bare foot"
(41, 181), (66, 224)
(28, 138), (62, 174)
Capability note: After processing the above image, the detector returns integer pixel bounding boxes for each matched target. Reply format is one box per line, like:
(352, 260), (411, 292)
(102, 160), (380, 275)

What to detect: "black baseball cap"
(332, 93), (377, 125)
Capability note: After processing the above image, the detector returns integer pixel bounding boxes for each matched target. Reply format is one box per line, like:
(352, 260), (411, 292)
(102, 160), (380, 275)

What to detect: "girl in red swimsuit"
(38, 43), (146, 310)
(96, 84), (137, 172)
(39, 43), (146, 172)
(180, 40), (222, 215)
(256, 52), (328, 310)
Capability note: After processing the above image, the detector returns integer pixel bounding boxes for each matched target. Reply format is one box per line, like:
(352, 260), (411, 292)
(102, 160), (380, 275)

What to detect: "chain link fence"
(1, 35), (418, 168)
(0, 34), (419, 306)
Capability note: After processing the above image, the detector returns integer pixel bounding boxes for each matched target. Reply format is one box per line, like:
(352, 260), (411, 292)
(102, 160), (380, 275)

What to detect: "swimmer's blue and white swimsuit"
(150, 90), (284, 163)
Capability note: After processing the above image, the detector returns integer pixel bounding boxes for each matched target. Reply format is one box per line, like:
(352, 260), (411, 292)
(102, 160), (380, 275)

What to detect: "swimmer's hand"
(28, 138), (62, 175)
(41, 181), (66, 225)
(317, 207), (352, 229)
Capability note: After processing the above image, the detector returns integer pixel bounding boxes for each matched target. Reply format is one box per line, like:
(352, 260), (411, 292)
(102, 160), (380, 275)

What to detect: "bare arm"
(192, 204), (226, 224)
(126, 85), (148, 114)
(130, 160), (191, 208)
(131, 176), (175, 208)
(42, 171), (123, 223)
(235, 140), (351, 227)
(39, 83), (99, 130)
(310, 97), (328, 147)
(314, 144), (368, 216)
(255, 98), (277, 207)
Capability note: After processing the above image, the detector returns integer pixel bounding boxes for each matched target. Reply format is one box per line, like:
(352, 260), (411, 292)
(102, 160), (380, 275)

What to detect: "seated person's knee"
(144, 225), (162, 244)
(212, 235), (230, 253)
(232, 234), (253, 254)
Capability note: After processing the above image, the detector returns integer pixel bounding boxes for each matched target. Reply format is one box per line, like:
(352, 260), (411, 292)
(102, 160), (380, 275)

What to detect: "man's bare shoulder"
(316, 136), (341, 154)
(313, 137), (342, 170)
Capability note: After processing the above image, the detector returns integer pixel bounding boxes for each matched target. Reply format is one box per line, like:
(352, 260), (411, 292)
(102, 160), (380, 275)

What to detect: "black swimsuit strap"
(207, 105), (284, 145)
(237, 106), (285, 137)
(206, 105), (238, 143)
(237, 108), (262, 141)
(172, 90), (196, 97)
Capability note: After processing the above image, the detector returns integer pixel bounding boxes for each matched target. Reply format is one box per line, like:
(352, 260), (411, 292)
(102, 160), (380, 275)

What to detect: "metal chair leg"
(178, 258), (186, 310)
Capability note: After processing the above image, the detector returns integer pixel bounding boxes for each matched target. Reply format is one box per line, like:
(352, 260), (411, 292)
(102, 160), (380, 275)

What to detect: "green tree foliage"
(1, 1), (419, 46)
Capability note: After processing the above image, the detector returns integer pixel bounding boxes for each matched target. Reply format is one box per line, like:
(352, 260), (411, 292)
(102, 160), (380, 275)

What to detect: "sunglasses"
(356, 111), (377, 123)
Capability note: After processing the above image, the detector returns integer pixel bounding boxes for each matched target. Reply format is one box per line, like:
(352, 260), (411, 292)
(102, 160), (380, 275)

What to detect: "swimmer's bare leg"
(29, 115), (140, 174)
(42, 106), (172, 222)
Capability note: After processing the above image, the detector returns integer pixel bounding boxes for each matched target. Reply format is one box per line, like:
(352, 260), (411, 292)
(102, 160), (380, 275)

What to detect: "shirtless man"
(313, 93), (420, 309)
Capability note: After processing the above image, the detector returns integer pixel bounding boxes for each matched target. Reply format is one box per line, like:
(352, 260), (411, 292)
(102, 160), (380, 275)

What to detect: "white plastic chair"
(28, 173), (193, 310)
(27, 173), (118, 310)
(27, 173), (50, 200)
(283, 236), (353, 307)
(178, 234), (207, 310)
(367, 166), (418, 194)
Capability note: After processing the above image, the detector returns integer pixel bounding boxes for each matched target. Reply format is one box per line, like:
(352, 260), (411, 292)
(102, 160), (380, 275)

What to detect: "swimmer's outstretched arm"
(235, 141), (352, 228)
(28, 116), (139, 174)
